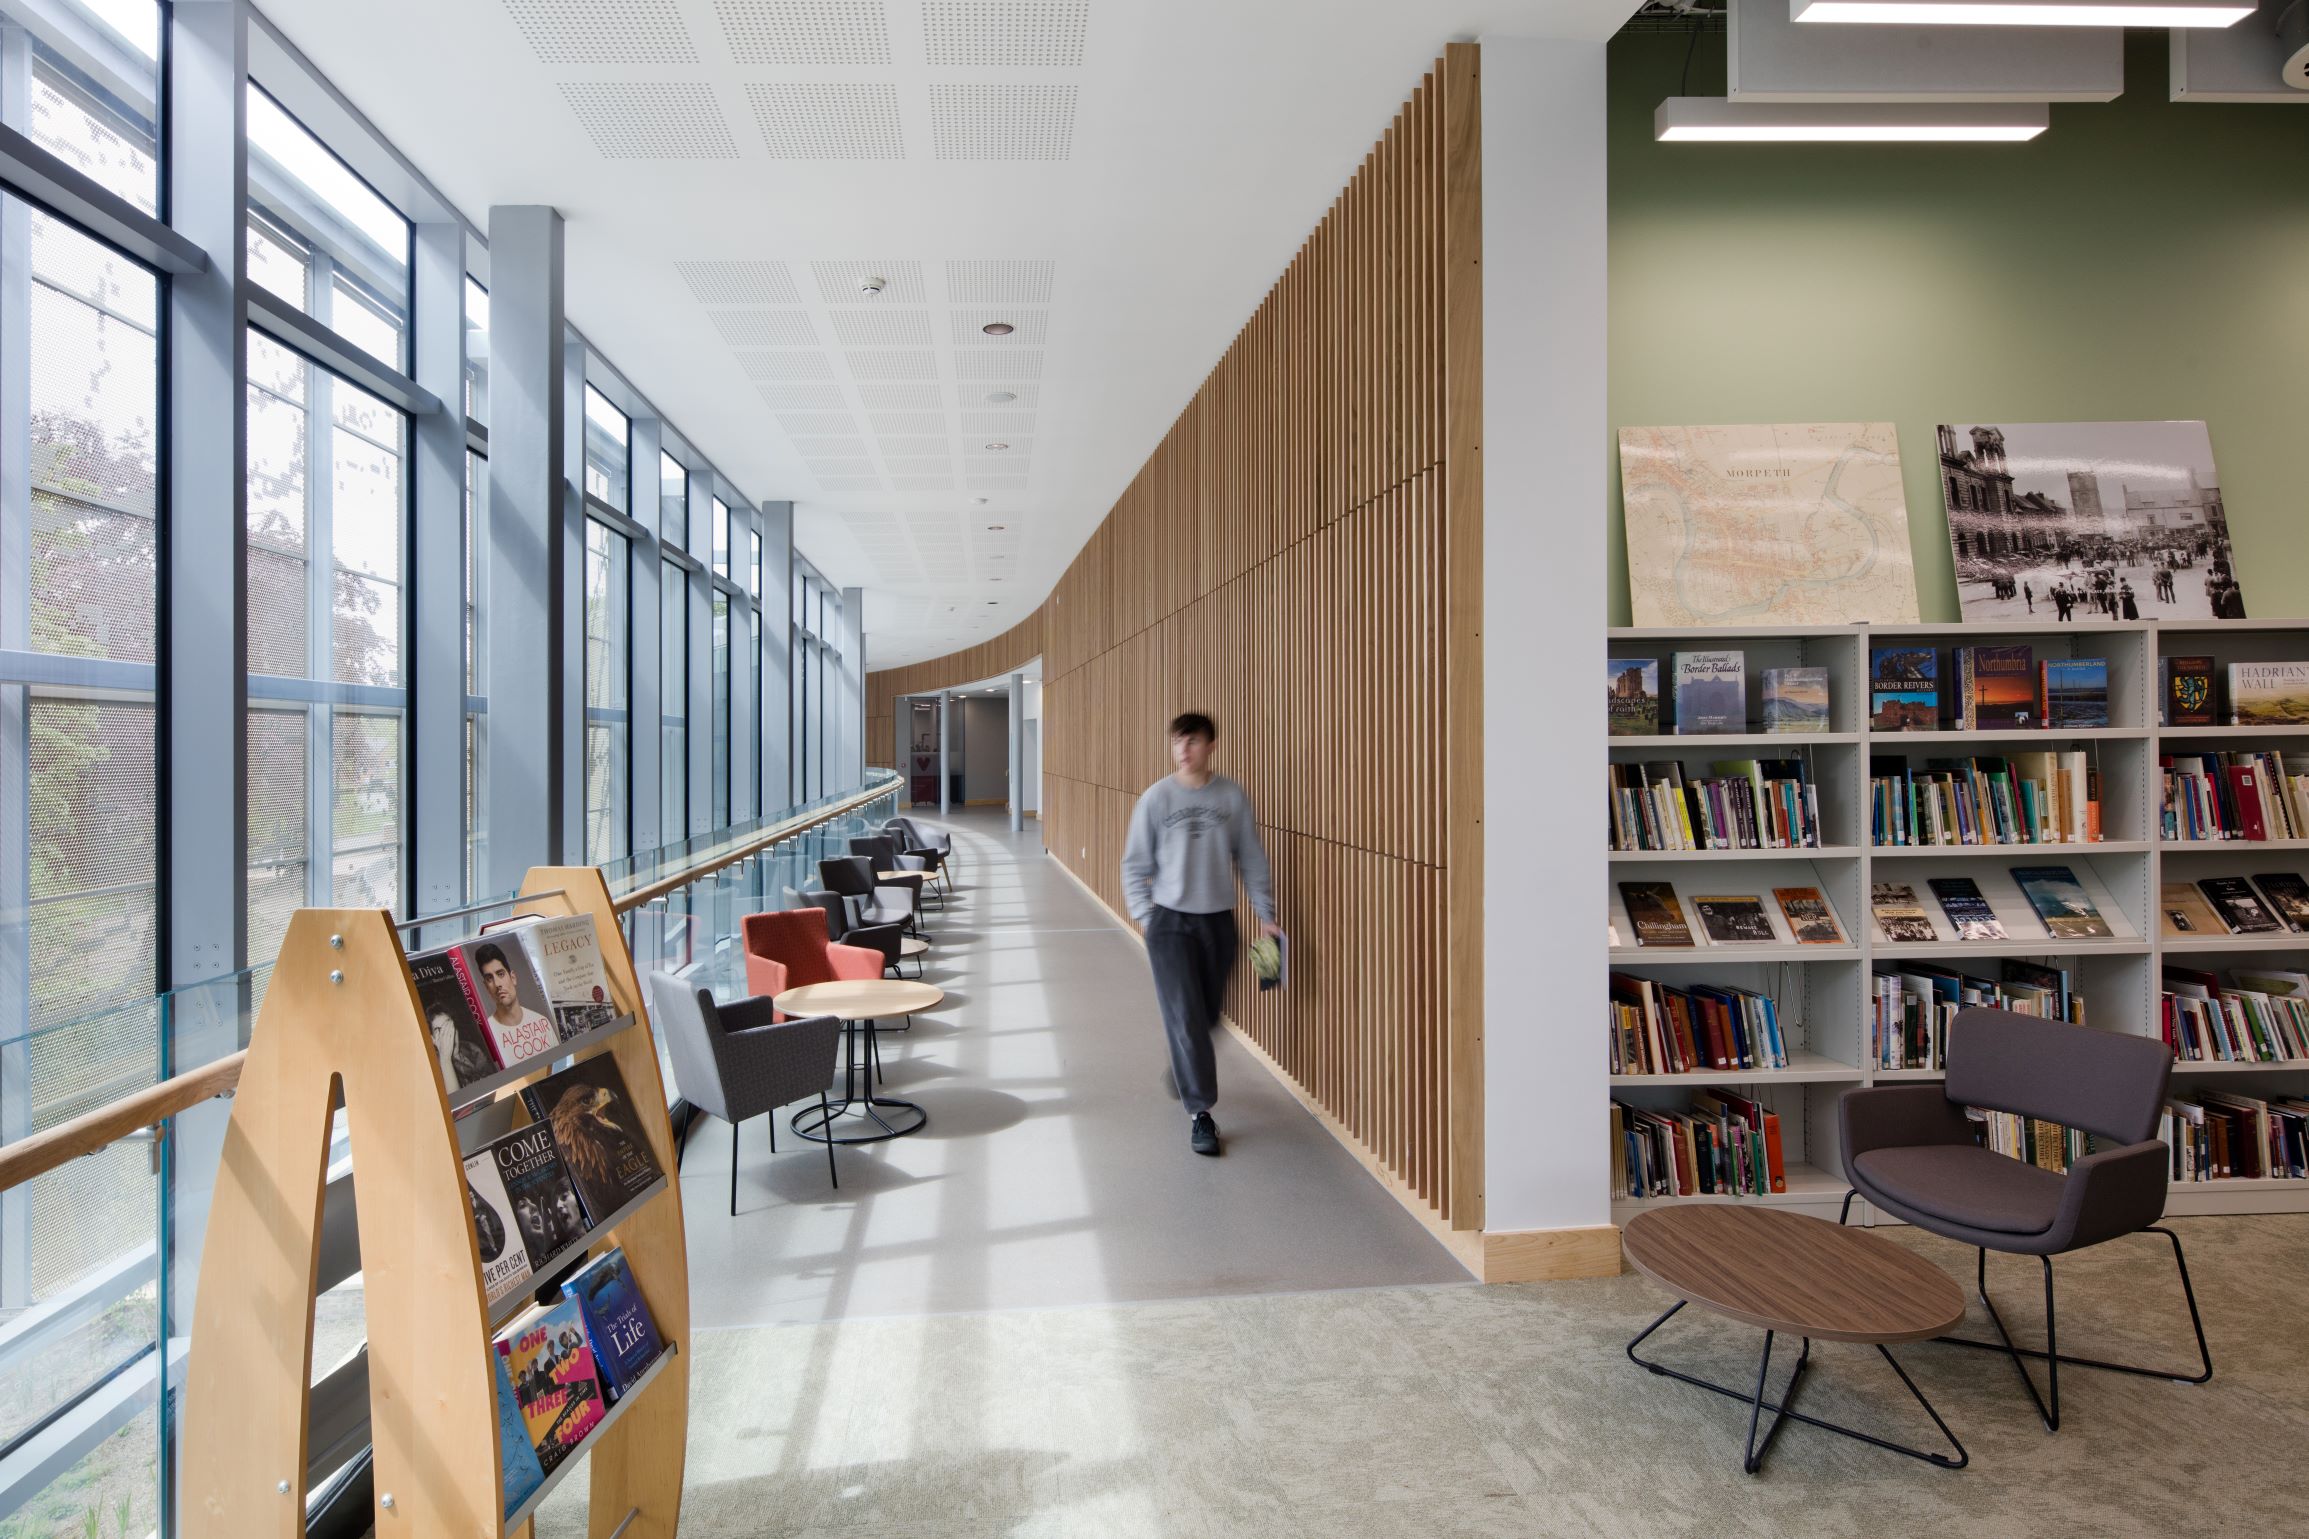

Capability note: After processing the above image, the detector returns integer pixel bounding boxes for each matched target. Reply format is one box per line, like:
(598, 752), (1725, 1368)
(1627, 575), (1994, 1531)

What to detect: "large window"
(661, 559), (687, 842)
(463, 276), (489, 424)
(465, 446), (488, 898)
(583, 519), (629, 863)
(246, 82), (410, 373)
(245, 332), (409, 964)
(711, 494), (729, 579)
(583, 384), (628, 513)
(712, 593), (731, 825)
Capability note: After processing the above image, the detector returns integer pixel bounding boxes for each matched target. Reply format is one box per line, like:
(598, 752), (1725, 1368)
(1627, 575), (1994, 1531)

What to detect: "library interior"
(0, 1), (2305, 1536)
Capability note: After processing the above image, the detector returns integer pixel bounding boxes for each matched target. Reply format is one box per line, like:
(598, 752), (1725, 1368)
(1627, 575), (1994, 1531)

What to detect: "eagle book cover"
(489, 1122), (588, 1273)
(463, 1145), (535, 1304)
(411, 947), (499, 1092)
(522, 1055), (663, 1227)
(496, 1298), (606, 1474)
(564, 1246), (666, 1403)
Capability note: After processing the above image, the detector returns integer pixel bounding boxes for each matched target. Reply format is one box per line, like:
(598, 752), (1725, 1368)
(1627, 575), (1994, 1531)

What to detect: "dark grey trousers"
(1146, 906), (1238, 1117)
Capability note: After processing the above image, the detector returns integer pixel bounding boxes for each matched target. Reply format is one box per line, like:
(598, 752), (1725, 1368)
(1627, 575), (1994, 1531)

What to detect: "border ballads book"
(1671, 651), (1746, 736)
(522, 1055), (664, 1227)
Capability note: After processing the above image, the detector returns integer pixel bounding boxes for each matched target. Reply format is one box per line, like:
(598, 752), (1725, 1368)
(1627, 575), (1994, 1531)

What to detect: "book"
(1760, 667), (1829, 733)
(1671, 651), (1746, 735)
(1927, 876), (2008, 941)
(411, 947), (500, 1092)
(503, 914), (621, 1041)
(463, 1145), (535, 1304)
(1869, 646), (1938, 732)
(1959, 644), (2035, 730)
(2230, 661), (2309, 726)
(1691, 895), (1776, 945)
(521, 1054), (664, 1227)
(2161, 655), (2216, 727)
(2252, 873), (2309, 934)
(457, 935), (560, 1067)
(1618, 881), (1695, 948)
(1870, 882), (1939, 944)
(1772, 886), (1846, 945)
(2197, 876), (2284, 935)
(2011, 866), (2114, 939)
(492, 1346), (547, 1519)
(2160, 881), (2226, 937)
(2040, 657), (2109, 730)
(563, 1247), (666, 1404)
(497, 1298), (607, 1474)
(489, 1121), (589, 1273)
(1607, 659), (1659, 737)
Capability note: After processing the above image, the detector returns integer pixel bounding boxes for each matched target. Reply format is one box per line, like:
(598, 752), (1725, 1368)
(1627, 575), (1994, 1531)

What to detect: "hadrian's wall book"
(2230, 662), (2309, 726)
(520, 1054), (664, 1227)
(463, 1145), (535, 1304)
(1671, 651), (1746, 735)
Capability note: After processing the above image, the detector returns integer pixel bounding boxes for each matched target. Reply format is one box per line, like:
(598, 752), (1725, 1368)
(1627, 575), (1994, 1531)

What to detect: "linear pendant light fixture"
(1655, 97), (2049, 140)
(1790, 0), (2253, 25)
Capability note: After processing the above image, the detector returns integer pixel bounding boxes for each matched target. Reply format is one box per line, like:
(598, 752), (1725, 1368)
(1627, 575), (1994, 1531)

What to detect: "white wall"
(1480, 36), (1610, 1234)
(958, 696), (1010, 802)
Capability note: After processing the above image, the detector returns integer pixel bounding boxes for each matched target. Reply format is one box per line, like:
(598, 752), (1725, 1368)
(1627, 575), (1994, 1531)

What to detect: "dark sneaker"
(1190, 1112), (1222, 1157)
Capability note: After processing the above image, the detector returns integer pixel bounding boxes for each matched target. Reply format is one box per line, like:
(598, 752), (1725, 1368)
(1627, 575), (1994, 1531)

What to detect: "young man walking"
(1121, 712), (1282, 1156)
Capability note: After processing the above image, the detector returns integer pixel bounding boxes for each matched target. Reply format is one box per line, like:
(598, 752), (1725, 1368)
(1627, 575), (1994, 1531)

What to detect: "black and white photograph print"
(1939, 420), (2246, 623)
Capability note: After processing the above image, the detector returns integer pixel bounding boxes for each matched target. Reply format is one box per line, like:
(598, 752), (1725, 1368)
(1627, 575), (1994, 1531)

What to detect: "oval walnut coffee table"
(1623, 1205), (1968, 1474)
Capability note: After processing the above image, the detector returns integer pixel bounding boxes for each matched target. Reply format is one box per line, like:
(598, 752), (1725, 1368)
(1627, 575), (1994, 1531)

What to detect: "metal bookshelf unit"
(1607, 619), (2309, 1227)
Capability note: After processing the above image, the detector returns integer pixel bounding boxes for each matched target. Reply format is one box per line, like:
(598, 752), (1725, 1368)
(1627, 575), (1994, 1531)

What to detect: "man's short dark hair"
(474, 942), (508, 971)
(1169, 712), (1216, 742)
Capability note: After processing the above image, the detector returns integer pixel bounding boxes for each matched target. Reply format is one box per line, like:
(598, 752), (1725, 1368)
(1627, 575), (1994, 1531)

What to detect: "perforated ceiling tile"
(845, 349), (939, 381)
(676, 259), (802, 306)
(968, 436), (1034, 456)
(882, 456), (952, 475)
(930, 84), (1075, 161)
(715, 1), (891, 65)
(950, 309), (1048, 345)
(755, 380), (844, 409)
(966, 456), (1028, 476)
(922, 1), (1086, 66)
(856, 380), (942, 410)
(560, 83), (737, 159)
(746, 83), (904, 160)
(868, 412), (947, 435)
(817, 475), (885, 490)
(812, 260), (926, 305)
(959, 411), (1035, 434)
(967, 474), (1030, 490)
(877, 438), (951, 459)
(889, 476), (954, 492)
(738, 349), (837, 380)
(807, 458), (877, 477)
(956, 348), (1042, 380)
(503, 0), (697, 63)
(828, 308), (934, 346)
(943, 259), (1055, 306)
(789, 436), (871, 457)
(706, 308), (818, 348)
(775, 411), (860, 436)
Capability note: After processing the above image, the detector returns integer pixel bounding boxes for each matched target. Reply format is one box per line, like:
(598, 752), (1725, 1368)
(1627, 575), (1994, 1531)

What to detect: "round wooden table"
(774, 979), (943, 1143)
(1622, 1206), (1968, 1474)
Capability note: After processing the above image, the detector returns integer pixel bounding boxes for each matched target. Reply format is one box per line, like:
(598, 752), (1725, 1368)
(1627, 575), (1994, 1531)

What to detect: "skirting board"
(1044, 857), (1619, 1283)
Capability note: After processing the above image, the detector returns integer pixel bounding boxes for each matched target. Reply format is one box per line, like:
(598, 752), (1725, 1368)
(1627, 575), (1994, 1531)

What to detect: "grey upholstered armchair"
(649, 973), (843, 1213)
(1838, 1007), (2211, 1430)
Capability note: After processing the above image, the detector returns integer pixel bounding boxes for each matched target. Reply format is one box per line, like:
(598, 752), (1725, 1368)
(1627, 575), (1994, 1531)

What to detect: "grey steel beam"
(627, 416), (662, 856)
(687, 477), (711, 835)
(1008, 671), (1024, 832)
(0, 25), (31, 1314)
(938, 688), (950, 817)
(482, 206), (565, 888)
(559, 327), (589, 860)
(841, 586), (865, 794)
(759, 501), (793, 814)
(410, 217), (467, 912)
(0, 122), (205, 275)
(246, 286), (440, 417)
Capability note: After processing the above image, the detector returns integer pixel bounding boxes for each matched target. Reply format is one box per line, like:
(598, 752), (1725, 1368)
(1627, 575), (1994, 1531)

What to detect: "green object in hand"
(1248, 935), (1282, 983)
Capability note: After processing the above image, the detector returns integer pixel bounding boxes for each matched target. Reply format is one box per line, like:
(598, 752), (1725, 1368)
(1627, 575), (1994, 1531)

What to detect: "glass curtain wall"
(581, 387), (630, 863)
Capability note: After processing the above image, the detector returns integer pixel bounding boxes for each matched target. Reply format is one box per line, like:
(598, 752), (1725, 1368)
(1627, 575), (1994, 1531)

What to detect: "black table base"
(1626, 1301), (1967, 1474)
(790, 1015), (927, 1145)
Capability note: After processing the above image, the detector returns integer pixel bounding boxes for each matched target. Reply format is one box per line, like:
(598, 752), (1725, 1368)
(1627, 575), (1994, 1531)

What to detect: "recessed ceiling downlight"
(1654, 97), (2049, 142)
(986, 524), (1006, 531)
(981, 322), (1015, 336)
(1791, 0), (2251, 23)
(984, 441), (1010, 451)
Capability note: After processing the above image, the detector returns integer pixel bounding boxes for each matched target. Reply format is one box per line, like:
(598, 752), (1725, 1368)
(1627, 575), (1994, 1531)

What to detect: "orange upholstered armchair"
(742, 908), (883, 1016)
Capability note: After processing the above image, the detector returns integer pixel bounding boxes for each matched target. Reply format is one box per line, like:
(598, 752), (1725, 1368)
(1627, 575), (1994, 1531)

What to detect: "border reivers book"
(1870, 646), (1938, 732)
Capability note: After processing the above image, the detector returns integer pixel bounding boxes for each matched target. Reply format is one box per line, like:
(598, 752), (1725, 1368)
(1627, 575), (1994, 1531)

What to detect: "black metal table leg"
(788, 1016), (929, 1146)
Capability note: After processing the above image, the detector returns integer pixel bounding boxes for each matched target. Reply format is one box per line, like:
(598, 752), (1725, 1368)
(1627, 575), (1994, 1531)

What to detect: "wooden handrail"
(0, 773), (902, 1193)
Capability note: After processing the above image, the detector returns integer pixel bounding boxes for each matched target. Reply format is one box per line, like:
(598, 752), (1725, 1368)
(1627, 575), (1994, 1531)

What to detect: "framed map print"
(1619, 422), (1922, 627)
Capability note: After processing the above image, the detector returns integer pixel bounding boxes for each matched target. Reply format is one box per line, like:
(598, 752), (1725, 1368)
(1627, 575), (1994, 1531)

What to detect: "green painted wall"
(1607, 29), (2309, 627)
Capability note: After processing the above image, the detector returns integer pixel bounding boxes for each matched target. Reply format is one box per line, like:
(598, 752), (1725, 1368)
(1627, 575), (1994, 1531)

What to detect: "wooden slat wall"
(864, 613), (1047, 769)
(864, 47), (1480, 1230)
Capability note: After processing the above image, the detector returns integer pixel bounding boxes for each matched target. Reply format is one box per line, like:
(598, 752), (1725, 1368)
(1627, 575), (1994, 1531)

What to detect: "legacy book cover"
(522, 1055), (664, 1226)
(490, 1122), (588, 1272)
(563, 1246), (666, 1403)
(511, 914), (621, 1039)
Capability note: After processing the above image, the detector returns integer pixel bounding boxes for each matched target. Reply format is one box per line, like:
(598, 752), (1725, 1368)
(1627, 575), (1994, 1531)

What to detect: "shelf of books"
(1607, 622), (2309, 1227)
(181, 867), (691, 1539)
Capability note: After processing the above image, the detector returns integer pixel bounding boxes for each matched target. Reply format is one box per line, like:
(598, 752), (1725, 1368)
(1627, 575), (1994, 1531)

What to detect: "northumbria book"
(1672, 651), (1746, 735)
(489, 1122), (588, 1273)
(410, 946), (499, 1092)
(563, 1247), (666, 1404)
(2230, 662), (2309, 726)
(1959, 645), (2035, 730)
(1692, 895), (1776, 945)
(2012, 866), (2114, 939)
(463, 1145), (535, 1304)
(1927, 876), (2007, 942)
(2197, 876), (2283, 935)
(1608, 659), (1660, 737)
(1870, 882), (1939, 944)
(1760, 668), (1829, 733)
(1618, 882), (1695, 948)
(507, 914), (620, 1040)
(456, 935), (560, 1068)
(497, 1298), (606, 1474)
(1773, 886), (1846, 945)
(492, 1346), (547, 1518)
(1870, 646), (1938, 732)
(2040, 657), (2110, 730)
(521, 1055), (664, 1227)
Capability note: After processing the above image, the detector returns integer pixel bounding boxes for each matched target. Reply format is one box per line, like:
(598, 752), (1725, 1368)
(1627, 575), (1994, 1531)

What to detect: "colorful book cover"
(1870, 882), (1939, 944)
(2161, 655), (2216, 727)
(2197, 876), (2283, 935)
(1966, 645), (2035, 729)
(2250, 873), (2309, 934)
(1760, 667), (1829, 733)
(508, 914), (622, 1041)
(1927, 876), (2008, 942)
(1618, 882), (1695, 948)
(496, 1299), (607, 1474)
(489, 1122), (589, 1273)
(2230, 662), (2309, 726)
(2160, 881), (2225, 937)
(1692, 895), (1776, 945)
(1869, 646), (1938, 732)
(1607, 659), (1660, 737)
(1773, 886), (1846, 945)
(2040, 657), (2110, 730)
(521, 1054), (664, 1228)
(411, 947), (499, 1091)
(1671, 651), (1746, 735)
(493, 1346), (547, 1518)
(563, 1247), (667, 1404)
(2012, 866), (2115, 939)
(457, 935), (560, 1067)
(463, 1145), (535, 1304)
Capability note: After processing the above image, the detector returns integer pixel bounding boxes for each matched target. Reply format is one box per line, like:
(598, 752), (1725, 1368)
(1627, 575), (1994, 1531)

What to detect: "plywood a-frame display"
(182, 867), (689, 1539)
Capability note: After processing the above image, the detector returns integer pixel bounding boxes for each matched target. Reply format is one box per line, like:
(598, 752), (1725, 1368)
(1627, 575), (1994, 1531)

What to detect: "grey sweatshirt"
(1120, 774), (1277, 925)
